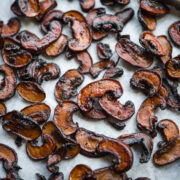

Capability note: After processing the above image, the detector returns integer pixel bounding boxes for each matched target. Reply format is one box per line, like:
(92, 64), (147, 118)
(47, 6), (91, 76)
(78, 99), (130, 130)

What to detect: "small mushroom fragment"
(90, 60), (115, 78)
(0, 102), (6, 117)
(48, 172), (64, 180)
(97, 138), (133, 172)
(116, 38), (153, 68)
(139, 0), (169, 16)
(130, 69), (162, 97)
(55, 69), (84, 104)
(97, 42), (112, 60)
(78, 79), (123, 112)
(137, 96), (166, 137)
(103, 67), (124, 79)
(54, 101), (79, 136)
(80, 0), (95, 12)
(100, 0), (115, 6)
(139, 31), (165, 56)
(168, 21), (180, 47)
(2, 111), (41, 141)
(11, 1), (24, 17)
(118, 133), (153, 163)
(21, 103), (51, 124)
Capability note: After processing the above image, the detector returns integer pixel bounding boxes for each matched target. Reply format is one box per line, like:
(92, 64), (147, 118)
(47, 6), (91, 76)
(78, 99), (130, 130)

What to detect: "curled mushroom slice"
(97, 42), (112, 60)
(17, 81), (46, 103)
(115, 0), (130, 5)
(0, 102), (6, 117)
(48, 172), (64, 180)
(153, 136), (180, 166)
(90, 61), (115, 78)
(100, 0), (115, 6)
(21, 103), (51, 124)
(54, 101), (79, 136)
(2, 111), (41, 141)
(55, 69), (84, 104)
(26, 134), (56, 160)
(139, 0), (169, 16)
(157, 119), (179, 142)
(139, 31), (165, 56)
(97, 138), (133, 172)
(78, 79), (123, 112)
(103, 67), (124, 79)
(137, 96), (166, 137)
(118, 133), (153, 163)
(116, 38), (153, 68)
(80, 0), (95, 12)
(11, 1), (24, 17)
(168, 21), (180, 47)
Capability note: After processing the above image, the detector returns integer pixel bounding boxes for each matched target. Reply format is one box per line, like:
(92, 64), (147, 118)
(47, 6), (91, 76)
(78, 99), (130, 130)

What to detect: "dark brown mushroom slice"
(166, 58), (180, 79)
(80, 0), (95, 12)
(107, 119), (126, 130)
(97, 138), (133, 173)
(55, 69), (84, 104)
(157, 119), (179, 142)
(100, 0), (115, 6)
(139, 0), (169, 16)
(97, 42), (112, 60)
(90, 60), (115, 78)
(63, 143), (80, 160)
(138, 9), (156, 31)
(48, 172), (64, 180)
(137, 96), (166, 137)
(157, 84), (169, 101)
(78, 79), (123, 112)
(75, 128), (105, 157)
(116, 38), (153, 68)
(18, 0), (40, 18)
(46, 34), (68, 57)
(76, 51), (93, 74)
(103, 67), (124, 79)
(21, 103), (51, 124)
(65, 49), (75, 59)
(99, 93), (135, 121)
(26, 134), (56, 160)
(54, 101), (79, 136)
(11, 1), (24, 17)
(153, 136), (180, 166)
(17, 81), (46, 103)
(118, 133), (153, 163)
(2, 111), (41, 141)
(36, 173), (47, 180)
(0, 102), (6, 117)
(139, 31), (165, 56)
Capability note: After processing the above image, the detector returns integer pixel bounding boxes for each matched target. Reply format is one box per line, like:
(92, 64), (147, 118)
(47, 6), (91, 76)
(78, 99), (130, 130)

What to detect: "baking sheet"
(0, 0), (180, 179)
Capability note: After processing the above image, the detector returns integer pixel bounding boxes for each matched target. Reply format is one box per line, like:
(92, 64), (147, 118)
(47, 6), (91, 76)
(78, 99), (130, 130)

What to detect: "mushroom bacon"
(0, 102), (6, 117)
(80, 0), (95, 12)
(97, 42), (113, 60)
(103, 67), (124, 79)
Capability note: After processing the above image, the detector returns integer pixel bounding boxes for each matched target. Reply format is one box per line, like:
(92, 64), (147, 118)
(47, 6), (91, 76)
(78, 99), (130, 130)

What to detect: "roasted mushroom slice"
(2, 111), (41, 141)
(97, 42), (112, 60)
(118, 133), (153, 163)
(80, 0), (95, 12)
(0, 102), (6, 117)
(100, 0), (115, 6)
(115, 0), (130, 5)
(17, 81), (45, 103)
(55, 69), (84, 104)
(103, 67), (124, 79)
(78, 79), (123, 112)
(21, 103), (51, 124)
(54, 101), (79, 136)
(11, 1), (24, 17)
(116, 38), (153, 68)
(48, 172), (64, 180)
(97, 139), (133, 172)
(137, 96), (166, 137)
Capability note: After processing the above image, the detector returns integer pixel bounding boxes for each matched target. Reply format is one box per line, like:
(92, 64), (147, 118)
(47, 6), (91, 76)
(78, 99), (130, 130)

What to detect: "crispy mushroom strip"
(11, 1), (24, 17)
(97, 42), (112, 60)
(80, 0), (95, 12)
(103, 67), (124, 79)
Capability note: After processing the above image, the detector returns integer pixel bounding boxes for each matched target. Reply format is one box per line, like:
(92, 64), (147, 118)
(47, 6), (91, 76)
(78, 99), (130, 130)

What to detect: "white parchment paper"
(0, 0), (179, 179)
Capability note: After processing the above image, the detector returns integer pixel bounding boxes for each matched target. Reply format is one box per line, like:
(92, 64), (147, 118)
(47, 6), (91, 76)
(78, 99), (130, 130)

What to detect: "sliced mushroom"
(116, 38), (153, 68)
(48, 172), (64, 180)
(115, 0), (130, 5)
(80, 0), (95, 12)
(103, 67), (124, 79)
(0, 102), (6, 117)
(11, 1), (24, 17)
(100, 0), (115, 6)
(97, 42), (112, 60)
(157, 84), (169, 101)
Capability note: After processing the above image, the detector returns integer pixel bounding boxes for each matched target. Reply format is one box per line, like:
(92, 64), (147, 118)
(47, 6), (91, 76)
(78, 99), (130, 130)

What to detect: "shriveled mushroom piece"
(97, 42), (112, 60)
(0, 102), (6, 117)
(103, 67), (124, 79)
(135, 178), (151, 180)
(116, 38), (153, 68)
(97, 138), (133, 172)
(137, 96), (166, 137)
(17, 81), (46, 103)
(55, 69), (84, 104)
(157, 84), (169, 101)
(63, 10), (92, 52)
(100, 0), (115, 6)
(2, 111), (41, 141)
(54, 101), (79, 136)
(21, 103), (51, 124)
(11, 1), (24, 17)
(80, 0), (95, 12)
(78, 79), (123, 112)
(118, 133), (153, 163)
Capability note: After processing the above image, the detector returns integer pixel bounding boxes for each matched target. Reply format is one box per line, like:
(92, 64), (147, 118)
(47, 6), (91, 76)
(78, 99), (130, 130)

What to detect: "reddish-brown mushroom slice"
(46, 34), (68, 57)
(63, 143), (80, 160)
(2, 111), (41, 141)
(103, 67), (124, 79)
(11, 1), (24, 17)
(139, 31), (165, 56)
(118, 133), (153, 163)
(157, 84), (169, 101)
(69, 164), (94, 180)
(97, 42), (112, 60)
(138, 9), (156, 31)
(54, 101), (79, 136)
(130, 69), (162, 97)
(157, 119), (179, 142)
(137, 96), (166, 137)
(21, 103), (51, 124)
(90, 61), (115, 78)
(100, 0), (115, 6)
(0, 65), (16, 101)
(78, 79), (123, 112)
(26, 134), (56, 160)
(55, 69), (84, 104)
(116, 38), (153, 68)
(75, 128), (105, 157)
(139, 0), (169, 16)
(0, 102), (6, 117)
(97, 138), (133, 173)
(153, 136), (180, 166)
(80, 0), (95, 12)
(17, 81), (46, 103)
(168, 21), (180, 47)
